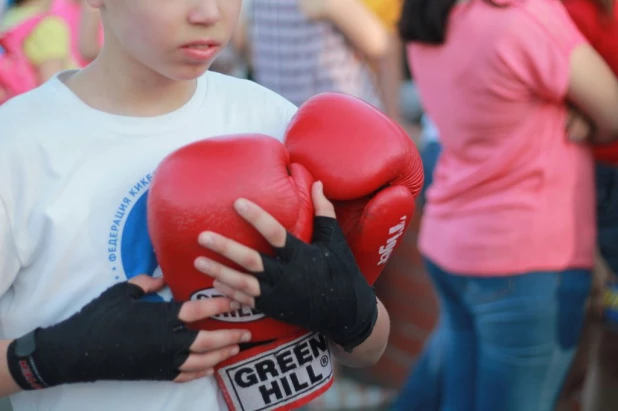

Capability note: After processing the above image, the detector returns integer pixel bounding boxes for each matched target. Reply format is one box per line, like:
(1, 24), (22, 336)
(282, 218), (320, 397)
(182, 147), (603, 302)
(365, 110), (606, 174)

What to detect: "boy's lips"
(180, 41), (221, 62)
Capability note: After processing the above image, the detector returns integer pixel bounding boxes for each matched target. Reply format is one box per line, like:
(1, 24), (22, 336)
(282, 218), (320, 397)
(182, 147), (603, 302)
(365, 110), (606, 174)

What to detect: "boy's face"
(89, 0), (242, 80)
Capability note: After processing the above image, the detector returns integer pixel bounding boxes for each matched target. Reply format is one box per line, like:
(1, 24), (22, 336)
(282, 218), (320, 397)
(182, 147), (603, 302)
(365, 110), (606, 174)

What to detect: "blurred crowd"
(4, 0), (618, 410)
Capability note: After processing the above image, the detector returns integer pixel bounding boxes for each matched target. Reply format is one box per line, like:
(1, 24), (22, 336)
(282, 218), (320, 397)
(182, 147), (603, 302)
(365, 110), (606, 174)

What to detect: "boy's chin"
(166, 63), (213, 82)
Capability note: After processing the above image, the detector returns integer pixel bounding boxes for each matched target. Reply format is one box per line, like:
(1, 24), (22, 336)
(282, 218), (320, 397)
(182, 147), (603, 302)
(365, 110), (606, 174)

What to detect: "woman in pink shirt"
(392, 0), (618, 410)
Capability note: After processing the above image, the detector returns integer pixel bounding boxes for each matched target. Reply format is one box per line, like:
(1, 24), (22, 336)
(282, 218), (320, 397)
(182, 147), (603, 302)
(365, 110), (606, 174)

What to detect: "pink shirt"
(409, 0), (595, 276)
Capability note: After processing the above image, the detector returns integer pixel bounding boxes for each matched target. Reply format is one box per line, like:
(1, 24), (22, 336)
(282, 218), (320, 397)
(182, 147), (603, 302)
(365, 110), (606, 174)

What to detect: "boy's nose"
(187, 0), (222, 26)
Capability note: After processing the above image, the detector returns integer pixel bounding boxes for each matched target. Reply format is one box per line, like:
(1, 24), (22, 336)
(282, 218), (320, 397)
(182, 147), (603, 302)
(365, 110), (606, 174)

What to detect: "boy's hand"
(194, 182), (378, 352)
(7, 275), (251, 390)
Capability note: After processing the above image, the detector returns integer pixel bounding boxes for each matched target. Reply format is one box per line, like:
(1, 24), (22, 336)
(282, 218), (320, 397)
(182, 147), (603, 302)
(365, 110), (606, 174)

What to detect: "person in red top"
(561, 1), (618, 409)
(564, 0), (618, 74)
(563, 0), (618, 270)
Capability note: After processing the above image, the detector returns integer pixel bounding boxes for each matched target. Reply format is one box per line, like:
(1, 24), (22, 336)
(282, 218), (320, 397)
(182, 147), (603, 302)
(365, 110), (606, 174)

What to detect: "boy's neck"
(64, 48), (198, 118)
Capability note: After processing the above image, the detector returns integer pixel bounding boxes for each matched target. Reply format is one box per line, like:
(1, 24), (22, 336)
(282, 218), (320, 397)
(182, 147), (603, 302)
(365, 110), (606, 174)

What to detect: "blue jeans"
(596, 163), (618, 272)
(392, 259), (591, 411)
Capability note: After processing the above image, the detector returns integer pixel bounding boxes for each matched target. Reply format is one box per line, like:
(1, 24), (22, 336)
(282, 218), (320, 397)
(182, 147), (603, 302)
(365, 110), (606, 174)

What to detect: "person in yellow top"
(0, 0), (74, 85)
(363, 0), (402, 30)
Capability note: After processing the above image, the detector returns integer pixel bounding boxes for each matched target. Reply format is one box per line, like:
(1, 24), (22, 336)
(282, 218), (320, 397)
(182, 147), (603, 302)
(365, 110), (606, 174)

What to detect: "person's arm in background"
(78, 0), (102, 63)
(499, 2), (618, 144)
(361, 0), (405, 121)
(562, 0), (618, 144)
(376, 35), (404, 121)
(24, 16), (71, 83)
(568, 45), (618, 144)
(299, 0), (389, 60)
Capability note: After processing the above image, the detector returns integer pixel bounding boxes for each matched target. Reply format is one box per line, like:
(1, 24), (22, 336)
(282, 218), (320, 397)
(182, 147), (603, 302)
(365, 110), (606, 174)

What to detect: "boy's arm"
(300, 0), (389, 59)
(0, 340), (20, 398)
(0, 202), (25, 397)
(330, 298), (390, 368)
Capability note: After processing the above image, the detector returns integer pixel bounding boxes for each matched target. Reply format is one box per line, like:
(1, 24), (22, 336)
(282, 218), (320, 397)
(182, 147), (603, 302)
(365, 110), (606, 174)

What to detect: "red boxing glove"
(285, 93), (424, 285)
(147, 135), (314, 342)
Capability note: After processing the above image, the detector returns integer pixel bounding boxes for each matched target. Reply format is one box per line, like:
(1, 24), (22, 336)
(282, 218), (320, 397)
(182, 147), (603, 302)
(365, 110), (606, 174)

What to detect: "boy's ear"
(85, 0), (103, 10)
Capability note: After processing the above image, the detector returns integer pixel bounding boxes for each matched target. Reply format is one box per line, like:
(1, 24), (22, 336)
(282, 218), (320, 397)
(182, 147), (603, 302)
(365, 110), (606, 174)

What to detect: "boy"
(0, 1), (390, 410)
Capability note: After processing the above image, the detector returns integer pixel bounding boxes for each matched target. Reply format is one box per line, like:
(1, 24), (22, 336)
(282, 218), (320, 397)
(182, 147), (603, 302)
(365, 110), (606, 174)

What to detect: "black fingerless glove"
(255, 216), (378, 352)
(7, 282), (198, 390)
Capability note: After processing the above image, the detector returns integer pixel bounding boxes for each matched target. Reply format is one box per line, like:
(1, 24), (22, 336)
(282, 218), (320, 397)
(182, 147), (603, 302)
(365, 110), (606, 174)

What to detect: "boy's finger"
(312, 181), (336, 218)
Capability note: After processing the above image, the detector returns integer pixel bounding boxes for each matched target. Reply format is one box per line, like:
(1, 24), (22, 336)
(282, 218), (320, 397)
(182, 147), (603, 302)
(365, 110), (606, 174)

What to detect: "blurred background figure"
(360, 0), (404, 123)
(0, 0), (11, 18)
(75, 0), (102, 64)
(0, 0), (72, 103)
(209, 0), (250, 78)
(561, 0), (618, 409)
(49, 0), (102, 67)
(417, 115), (441, 206)
(393, 0), (618, 410)
(242, 0), (387, 111)
(0, 0), (101, 104)
(236, 1), (412, 409)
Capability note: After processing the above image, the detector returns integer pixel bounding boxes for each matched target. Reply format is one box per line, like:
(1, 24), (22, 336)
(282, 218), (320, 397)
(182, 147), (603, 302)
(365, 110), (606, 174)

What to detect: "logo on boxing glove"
(190, 288), (265, 322)
(377, 215), (407, 266)
(216, 332), (334, 411)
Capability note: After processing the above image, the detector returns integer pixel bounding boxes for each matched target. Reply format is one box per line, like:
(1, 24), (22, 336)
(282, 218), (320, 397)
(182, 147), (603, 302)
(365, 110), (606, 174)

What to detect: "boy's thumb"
(311, 181), (336, 218)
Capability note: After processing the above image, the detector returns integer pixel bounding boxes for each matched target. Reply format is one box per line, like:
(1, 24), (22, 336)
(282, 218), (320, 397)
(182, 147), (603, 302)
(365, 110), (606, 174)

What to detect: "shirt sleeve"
(492, 0), (588, 102)
(0, 199), (21, 298)
(23, 16), (71, 66)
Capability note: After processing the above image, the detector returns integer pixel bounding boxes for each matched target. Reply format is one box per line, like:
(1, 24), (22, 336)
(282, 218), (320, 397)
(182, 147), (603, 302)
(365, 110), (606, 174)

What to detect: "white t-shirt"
(0, 70), (298, 411)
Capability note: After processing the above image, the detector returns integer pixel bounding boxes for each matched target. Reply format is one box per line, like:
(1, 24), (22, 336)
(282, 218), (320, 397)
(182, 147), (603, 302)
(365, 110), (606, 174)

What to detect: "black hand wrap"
(255, 216), (378, 352)
(7, 282), (198, 390)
